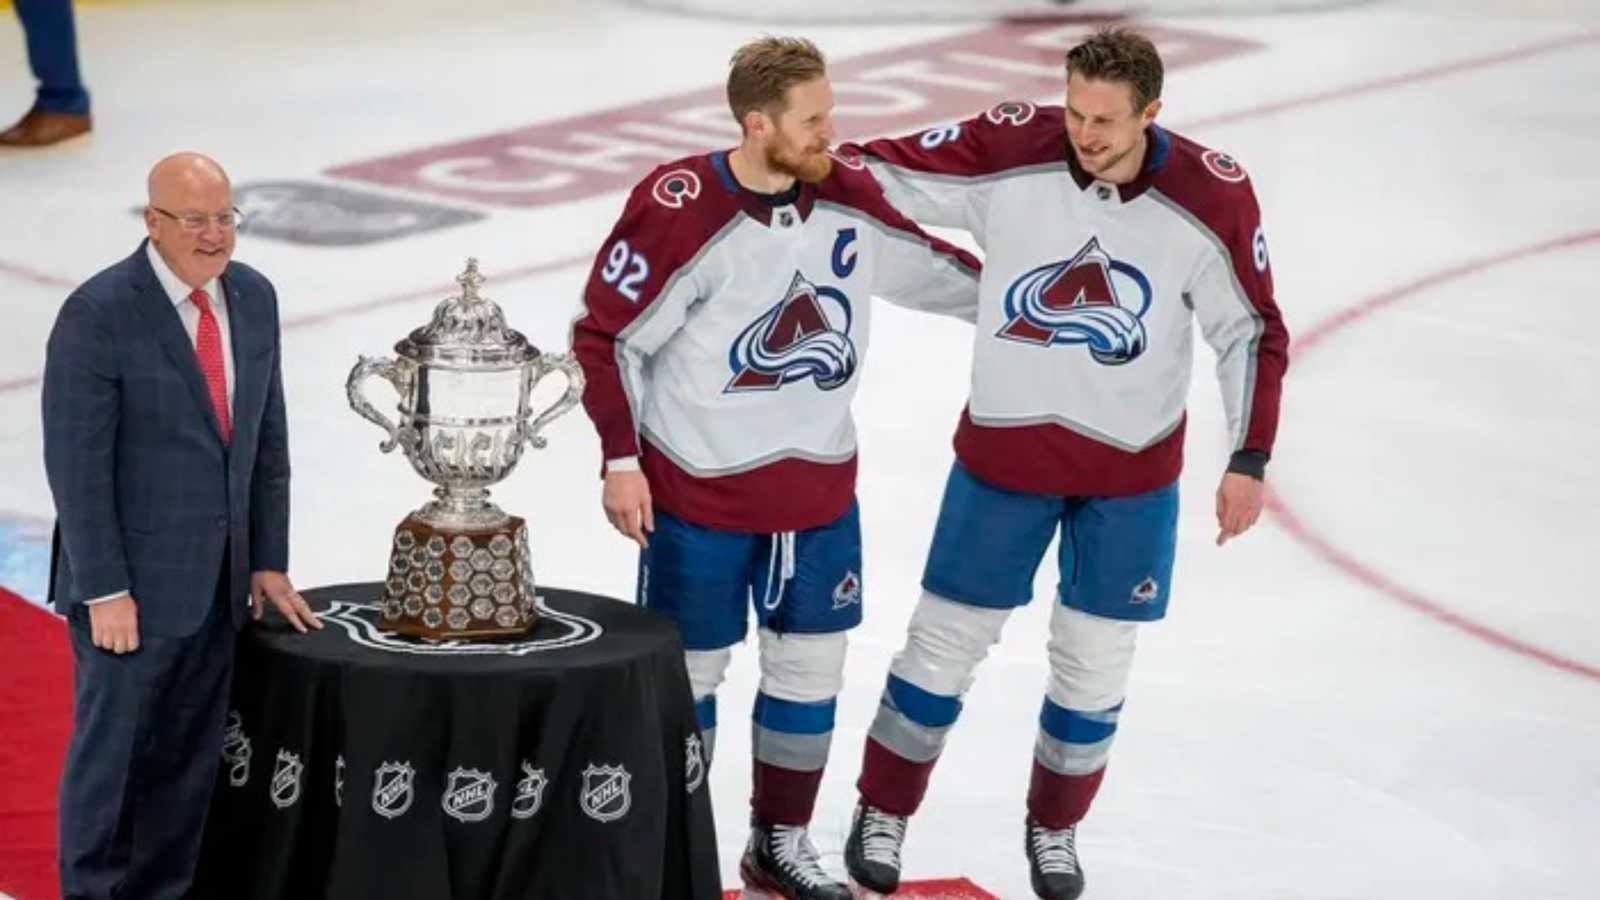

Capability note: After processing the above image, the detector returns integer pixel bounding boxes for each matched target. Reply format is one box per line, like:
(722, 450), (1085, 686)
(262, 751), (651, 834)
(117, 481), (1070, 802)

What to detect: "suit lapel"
(222, 265), (269, 462)
(129, 243), (228, 444)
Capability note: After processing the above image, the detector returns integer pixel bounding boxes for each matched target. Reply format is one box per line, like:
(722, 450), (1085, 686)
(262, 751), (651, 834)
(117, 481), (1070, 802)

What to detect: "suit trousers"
(13, 0), (90, 114)
(58, 572), (237, 900)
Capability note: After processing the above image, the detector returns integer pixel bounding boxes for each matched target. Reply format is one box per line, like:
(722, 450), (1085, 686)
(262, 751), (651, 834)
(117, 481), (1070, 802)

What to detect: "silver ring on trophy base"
(347, 258), (585, 639)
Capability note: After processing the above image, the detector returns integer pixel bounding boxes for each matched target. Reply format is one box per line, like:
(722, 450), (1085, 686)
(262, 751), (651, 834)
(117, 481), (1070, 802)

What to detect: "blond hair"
(727, 36), (827, 130)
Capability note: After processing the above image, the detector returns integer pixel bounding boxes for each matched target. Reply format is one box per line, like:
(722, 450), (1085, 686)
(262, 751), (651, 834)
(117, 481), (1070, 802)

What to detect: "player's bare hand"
(1215, 472), (1265, 546)
(603, 469), (654, 548)
(88, 593), (139, 654)
(251, 570), (321, 633)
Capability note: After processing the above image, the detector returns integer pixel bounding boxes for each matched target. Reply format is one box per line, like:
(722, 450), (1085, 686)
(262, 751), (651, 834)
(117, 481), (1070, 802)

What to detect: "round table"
(193, 582), (722, 900)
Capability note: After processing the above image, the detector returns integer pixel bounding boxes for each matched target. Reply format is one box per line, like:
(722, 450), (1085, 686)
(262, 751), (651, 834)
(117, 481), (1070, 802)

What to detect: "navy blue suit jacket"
(43, 241), (290, 637)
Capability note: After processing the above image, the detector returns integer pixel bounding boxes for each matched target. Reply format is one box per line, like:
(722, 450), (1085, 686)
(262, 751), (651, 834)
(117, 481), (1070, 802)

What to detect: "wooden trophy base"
(378, 514), (538, 640)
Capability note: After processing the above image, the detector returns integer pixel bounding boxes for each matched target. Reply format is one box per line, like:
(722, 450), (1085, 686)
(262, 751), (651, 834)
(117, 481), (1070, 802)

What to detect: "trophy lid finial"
(396, 257), (538, 368)
(457, 257), (485, 301)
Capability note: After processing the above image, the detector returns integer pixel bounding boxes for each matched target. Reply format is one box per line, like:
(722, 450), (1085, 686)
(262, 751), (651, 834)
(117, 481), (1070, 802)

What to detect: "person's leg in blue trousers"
(14, 0), (90, 115)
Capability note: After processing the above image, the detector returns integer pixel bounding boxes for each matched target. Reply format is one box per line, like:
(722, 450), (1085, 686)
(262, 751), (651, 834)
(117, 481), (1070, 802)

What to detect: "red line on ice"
(1267, 229), (1600, 682)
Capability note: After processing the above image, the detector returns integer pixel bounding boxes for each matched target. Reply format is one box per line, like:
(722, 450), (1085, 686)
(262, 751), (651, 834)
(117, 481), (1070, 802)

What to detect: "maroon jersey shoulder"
(848, 100), (1067, 179)
(1150, 129), (1262, 240)
(613, 155), (743, 255)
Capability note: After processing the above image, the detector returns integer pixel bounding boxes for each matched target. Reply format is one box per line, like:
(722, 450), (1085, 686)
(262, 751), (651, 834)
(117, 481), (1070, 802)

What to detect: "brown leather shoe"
(0, 106), (92, 147)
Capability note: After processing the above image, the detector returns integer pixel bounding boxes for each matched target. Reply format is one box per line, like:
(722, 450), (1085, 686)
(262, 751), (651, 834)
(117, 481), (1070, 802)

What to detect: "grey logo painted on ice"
(132, 182), (483, 247)
(235, 181), (483, 245)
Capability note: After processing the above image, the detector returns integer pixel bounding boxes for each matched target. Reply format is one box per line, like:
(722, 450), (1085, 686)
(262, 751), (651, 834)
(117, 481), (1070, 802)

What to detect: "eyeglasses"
(151, 206), (244, 232)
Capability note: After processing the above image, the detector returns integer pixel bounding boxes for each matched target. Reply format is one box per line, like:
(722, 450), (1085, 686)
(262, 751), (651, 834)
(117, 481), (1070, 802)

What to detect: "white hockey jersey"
(572, 152), (980, 532)
(844, 101), (1289, 496)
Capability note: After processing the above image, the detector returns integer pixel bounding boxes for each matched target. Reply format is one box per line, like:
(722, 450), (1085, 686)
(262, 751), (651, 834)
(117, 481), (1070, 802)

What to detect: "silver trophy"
(346, 258), (584, 639)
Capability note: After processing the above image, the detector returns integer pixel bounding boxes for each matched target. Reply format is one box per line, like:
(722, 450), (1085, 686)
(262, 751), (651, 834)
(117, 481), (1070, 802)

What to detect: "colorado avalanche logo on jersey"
(986, 100), (1036, 126)
(1201, 150), (1247, 183)
(726, 270), (857, 393)
(831, 571), (862, 610)
(651, 168), (701, 208)
(997, 237), (1152, 365)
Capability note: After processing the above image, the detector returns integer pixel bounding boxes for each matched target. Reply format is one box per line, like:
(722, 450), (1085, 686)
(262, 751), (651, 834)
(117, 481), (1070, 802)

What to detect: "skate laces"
(771, 823), (831, 887)
(1029, 822), (1079, 875)
(859, 807), (907, 868)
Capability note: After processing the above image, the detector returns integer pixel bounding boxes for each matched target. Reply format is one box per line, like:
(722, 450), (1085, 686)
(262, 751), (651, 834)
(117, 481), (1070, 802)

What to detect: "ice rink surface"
(2, 1), (1597, 896)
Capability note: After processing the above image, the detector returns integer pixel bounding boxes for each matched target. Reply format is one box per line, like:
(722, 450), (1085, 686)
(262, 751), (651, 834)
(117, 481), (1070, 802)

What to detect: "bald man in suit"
(43, 153), (320, 900)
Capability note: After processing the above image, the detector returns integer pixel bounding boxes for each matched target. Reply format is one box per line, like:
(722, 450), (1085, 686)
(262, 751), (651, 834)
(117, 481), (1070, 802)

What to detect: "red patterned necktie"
(188, 288), (232, 443)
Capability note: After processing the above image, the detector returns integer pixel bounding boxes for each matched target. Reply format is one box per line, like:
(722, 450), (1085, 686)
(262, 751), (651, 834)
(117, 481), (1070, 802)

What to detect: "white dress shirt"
(146, 240), (235, 402)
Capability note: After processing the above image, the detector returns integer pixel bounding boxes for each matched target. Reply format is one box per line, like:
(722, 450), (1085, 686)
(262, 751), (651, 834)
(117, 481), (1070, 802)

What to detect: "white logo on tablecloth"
(685, 735), (705, 794)
(443, 767), (497, 822)
(221, 710), (252, 787)
(580, 764), (632, 822)
(270, 749), (303, 809)
(372, 761), (415, 819)
(319, 599), (603, 656)
(511, 762), (548, 819)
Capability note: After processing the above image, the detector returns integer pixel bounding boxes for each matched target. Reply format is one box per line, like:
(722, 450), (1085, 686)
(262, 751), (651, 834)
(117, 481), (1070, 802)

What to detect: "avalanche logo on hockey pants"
(998, 237), (1152, 365)
(725, 270), (857, 392)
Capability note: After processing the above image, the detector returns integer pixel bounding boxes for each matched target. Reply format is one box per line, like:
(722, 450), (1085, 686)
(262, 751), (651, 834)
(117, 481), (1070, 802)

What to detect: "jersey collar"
(710, 150), (817, 227)
(1063, 124), (1170, 202)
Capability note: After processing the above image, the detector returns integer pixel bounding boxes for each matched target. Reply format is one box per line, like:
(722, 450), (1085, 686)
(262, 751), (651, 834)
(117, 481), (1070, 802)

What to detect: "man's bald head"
(143, 152), (237, 290)
(147, 152), (230, 206)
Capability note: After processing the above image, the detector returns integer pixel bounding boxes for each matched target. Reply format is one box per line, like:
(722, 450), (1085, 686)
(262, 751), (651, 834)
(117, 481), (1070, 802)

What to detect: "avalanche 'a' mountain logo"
(997, 237), (1152, 365)
(726, 270), (857, 393)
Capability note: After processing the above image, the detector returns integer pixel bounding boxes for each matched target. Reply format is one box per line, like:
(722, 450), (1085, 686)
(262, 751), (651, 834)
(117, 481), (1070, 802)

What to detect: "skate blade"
(849, 881), (887, 899)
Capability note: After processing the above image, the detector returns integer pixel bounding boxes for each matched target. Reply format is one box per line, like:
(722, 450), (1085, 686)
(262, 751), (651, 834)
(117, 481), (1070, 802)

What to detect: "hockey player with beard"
(837, 27), (1290, 900)
(571, 36), (981, 900)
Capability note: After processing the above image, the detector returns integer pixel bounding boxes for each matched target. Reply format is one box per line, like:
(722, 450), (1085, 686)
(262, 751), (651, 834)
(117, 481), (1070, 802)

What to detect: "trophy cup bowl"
(346, 258), (584, 640)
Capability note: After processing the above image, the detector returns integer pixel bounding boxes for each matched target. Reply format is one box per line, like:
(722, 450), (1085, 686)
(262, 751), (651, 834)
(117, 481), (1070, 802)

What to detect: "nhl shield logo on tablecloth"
(220, 710), (252, 788)
(443, 767), (497, 822)
(685, 735), (705, 794)
(335, 755), (346, 807)
(269, 749), (303, 810)
(511, 762), (548, 819)
(580, 764), (632, 822)
(372, 761), (415, 819)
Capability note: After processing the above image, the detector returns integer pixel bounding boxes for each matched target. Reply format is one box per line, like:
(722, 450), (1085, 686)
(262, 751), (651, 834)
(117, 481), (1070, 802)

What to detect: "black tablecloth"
(194, 582), (722, 900)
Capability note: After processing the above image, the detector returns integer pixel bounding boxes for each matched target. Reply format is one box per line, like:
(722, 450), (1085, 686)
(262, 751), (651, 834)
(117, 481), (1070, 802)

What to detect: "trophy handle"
(521, 353), (586, 450)
(346, 355), (407, 453)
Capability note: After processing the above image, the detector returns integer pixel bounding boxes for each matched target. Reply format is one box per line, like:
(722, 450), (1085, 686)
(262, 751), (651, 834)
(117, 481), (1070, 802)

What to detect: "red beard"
(766, 141), (833, 183)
